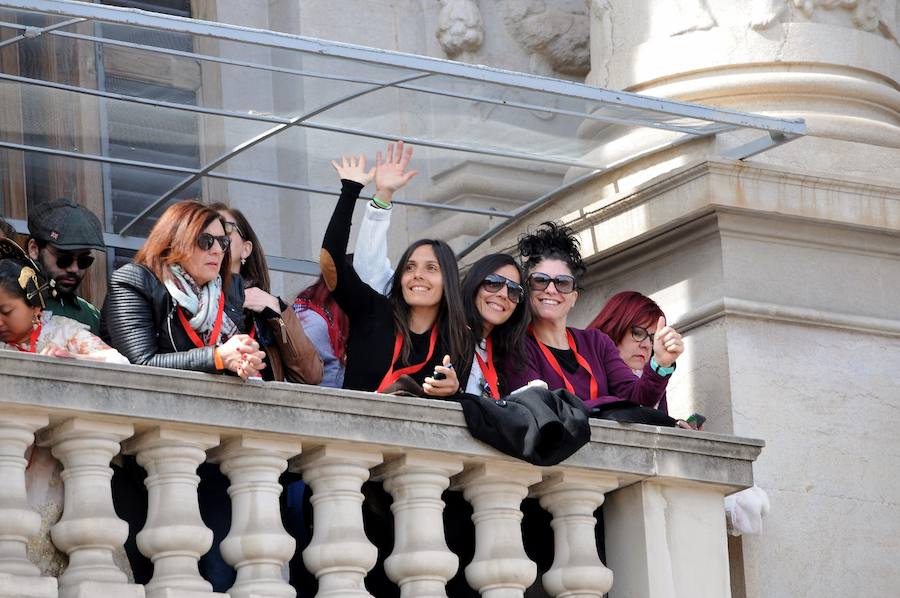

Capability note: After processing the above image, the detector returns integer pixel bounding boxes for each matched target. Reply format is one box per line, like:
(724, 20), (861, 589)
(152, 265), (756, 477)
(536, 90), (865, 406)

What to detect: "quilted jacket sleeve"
(103, 264), (219, 373)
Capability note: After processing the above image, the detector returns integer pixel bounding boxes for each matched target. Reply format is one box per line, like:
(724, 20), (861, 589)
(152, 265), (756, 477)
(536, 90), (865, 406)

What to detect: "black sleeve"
(321, 179), (385, 321)
(103, 265), (219, 373)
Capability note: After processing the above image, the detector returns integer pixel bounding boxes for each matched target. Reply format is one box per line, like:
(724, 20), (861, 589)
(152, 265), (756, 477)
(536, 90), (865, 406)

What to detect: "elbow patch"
(320, 248), (337, 291)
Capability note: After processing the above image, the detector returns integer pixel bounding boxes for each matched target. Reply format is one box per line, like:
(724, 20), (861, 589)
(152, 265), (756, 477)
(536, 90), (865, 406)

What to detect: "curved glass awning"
(0, 0), (806, 276)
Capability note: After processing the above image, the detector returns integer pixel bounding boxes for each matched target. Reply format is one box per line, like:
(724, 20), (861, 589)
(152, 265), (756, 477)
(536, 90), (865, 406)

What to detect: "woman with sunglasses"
(102, 200), (268, 590)
(103, 200), (265, 378)
(505, 222), (686, 423)
(210, 202), (323, 384)
(322, 142), (469, 396)
(459, 253), (530, 398)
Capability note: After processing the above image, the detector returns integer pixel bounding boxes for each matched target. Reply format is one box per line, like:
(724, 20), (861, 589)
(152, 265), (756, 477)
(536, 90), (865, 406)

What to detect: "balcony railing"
(0, 352), (761, 598)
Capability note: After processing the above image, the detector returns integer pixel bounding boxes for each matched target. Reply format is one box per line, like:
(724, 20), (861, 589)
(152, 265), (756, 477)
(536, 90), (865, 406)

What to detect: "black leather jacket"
(101, 263), (246, 373)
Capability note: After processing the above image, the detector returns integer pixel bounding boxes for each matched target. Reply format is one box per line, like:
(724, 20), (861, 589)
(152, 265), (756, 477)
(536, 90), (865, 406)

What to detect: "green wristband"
(371, 197), (391, 210)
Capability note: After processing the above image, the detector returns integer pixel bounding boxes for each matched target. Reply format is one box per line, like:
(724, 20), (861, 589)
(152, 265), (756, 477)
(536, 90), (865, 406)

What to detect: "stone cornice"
(570, 157), (899, 269)
(674, 296), (900, 338)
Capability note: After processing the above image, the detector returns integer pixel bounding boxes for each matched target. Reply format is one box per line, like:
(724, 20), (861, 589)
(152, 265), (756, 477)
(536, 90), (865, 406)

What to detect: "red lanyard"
(474, 337), (500, 400)
(376, 324), (438, 392)
(532, 327), (599, 400)
(13, 323), (41, 353)
(177, 292), (225, 348)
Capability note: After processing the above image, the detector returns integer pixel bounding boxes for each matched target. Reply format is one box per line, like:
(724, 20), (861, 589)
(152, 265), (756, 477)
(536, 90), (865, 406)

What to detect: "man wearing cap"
(27, 198), (105, 334)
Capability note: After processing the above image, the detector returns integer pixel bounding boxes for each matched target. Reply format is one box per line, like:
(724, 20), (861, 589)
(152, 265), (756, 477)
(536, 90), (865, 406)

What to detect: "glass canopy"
(0, 0), (806, 276)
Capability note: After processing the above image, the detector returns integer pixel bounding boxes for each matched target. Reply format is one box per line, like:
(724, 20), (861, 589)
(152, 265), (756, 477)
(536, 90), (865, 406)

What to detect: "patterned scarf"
(165, 265), (237, 345)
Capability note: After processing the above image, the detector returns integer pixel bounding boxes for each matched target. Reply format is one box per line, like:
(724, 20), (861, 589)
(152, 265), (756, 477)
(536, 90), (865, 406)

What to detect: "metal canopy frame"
(0, 0), (806, 277)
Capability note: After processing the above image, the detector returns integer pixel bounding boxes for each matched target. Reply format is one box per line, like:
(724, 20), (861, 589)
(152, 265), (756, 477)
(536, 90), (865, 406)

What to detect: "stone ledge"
(0, 353), (761, 491)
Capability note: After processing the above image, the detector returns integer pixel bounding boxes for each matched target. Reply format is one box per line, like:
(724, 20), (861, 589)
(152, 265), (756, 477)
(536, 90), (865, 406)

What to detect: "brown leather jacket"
(257, 303), (324, 384)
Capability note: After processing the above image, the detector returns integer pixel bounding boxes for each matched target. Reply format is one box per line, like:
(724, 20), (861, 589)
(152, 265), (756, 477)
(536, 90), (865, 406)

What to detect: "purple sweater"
(504, 327), (669, 412)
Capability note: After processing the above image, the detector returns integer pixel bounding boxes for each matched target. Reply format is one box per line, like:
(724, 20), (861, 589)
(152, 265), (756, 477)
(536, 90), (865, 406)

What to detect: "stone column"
(533, 471), (618, 598)
(604, 480), (731, 598)
(208, 436), (302, 598)
(297, 444), (382, 598)
(374, 452), (463, 598)
(124, 427), (223, 598)
(455, 462), (542, 598)
(39, 418), (143, 598)
(0, 411), (56, 598)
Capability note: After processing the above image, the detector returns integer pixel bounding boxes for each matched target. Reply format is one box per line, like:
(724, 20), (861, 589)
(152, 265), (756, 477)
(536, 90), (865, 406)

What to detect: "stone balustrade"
(0, 353), (761, 598)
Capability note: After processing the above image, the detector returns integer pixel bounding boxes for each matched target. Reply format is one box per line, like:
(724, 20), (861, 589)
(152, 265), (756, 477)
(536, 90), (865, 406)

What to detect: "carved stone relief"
(501, 0), (591, 76)
(750, 0), (898, 42)
(437, 0), (484, 59)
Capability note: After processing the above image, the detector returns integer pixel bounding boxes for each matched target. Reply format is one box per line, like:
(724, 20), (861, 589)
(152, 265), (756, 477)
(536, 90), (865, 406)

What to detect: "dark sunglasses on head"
(527, 272), (576, 294)
(197, 232), (231, 252)
(223, 220), (244, 238)
(630, 325), (655, 343)
(53, 252), (94, 270)
(480, 273), (524, 304)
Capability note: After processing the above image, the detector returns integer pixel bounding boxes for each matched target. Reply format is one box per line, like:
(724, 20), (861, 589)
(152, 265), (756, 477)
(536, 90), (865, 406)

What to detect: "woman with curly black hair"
(506, 221), (687, 425)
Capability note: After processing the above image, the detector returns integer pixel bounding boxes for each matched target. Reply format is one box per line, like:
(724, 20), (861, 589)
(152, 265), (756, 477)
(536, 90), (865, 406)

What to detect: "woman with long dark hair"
(321, 142), (469, 395)
(211, 202), (323, 384)
(459, 253), (530, 398)
(505, 221), (687, 425)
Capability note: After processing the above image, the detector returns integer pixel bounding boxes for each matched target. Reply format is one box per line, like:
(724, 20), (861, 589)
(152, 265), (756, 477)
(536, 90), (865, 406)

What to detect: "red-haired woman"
(293, 275), (349, 388)
(588, 290), (698, 427)
(102, 200), (267, 591)
(102, 200), (265, 377)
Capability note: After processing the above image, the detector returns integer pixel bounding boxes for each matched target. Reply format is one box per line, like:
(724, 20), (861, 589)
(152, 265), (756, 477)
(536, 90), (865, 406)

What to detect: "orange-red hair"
(134, 200), (230, 286)
(588, 291), (665, 344)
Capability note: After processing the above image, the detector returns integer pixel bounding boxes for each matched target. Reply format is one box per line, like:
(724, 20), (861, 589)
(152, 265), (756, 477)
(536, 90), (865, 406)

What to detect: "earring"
(240, 257), (247, 266)
(32, 312), (40, 329)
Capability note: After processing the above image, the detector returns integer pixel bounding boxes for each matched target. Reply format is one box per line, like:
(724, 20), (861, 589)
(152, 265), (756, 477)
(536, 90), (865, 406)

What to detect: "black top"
(321, 180), (450, 392)
(548, 346), (579, 374)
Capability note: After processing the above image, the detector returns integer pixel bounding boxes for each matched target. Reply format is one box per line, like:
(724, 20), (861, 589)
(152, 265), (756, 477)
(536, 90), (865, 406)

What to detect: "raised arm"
(353, 202), (394, 295)
(322, 146), (416, 319)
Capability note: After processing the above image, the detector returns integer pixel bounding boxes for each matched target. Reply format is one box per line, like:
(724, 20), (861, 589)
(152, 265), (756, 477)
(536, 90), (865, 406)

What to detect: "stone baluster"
(604, 480), (733, 598)
(124, 427), (223, 598)
(0, 411), (56, 598)
(374, 452), (463, 598)
(533, 472), (618, 598)
(455, 462), (542, 598)
(208, 436), (302, 598)
(39, 418), (143, 598)
(297, 444), (382, 598)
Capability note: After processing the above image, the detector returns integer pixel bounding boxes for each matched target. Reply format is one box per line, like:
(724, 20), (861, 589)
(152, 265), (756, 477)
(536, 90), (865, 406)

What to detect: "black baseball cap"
(28, 198), (106, 252)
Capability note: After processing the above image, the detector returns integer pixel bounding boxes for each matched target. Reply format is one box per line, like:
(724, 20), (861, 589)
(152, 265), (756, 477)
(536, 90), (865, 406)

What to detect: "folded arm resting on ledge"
(103, 263), (219, 373)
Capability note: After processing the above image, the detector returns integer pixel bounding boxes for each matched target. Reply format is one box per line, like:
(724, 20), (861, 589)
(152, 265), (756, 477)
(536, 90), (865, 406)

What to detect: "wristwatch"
(650, 356), (676, 376)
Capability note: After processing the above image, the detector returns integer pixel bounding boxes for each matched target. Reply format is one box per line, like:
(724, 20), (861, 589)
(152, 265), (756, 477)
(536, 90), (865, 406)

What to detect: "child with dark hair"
(0, 238), (129, 578)
(320, 142), (470, 396)
(505, 221), (690, 426)
(0, 239), (126, 363)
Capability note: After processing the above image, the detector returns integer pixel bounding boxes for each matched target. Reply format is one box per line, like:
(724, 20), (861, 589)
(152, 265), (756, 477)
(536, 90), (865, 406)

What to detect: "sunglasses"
(480, 273), (524, 304)
(630, 325), (655, 344)
(527, 272), (576, 294)
(53, 252), (95, 270)
(197, 232), (231, 252)
(223, 220), (244, 238)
